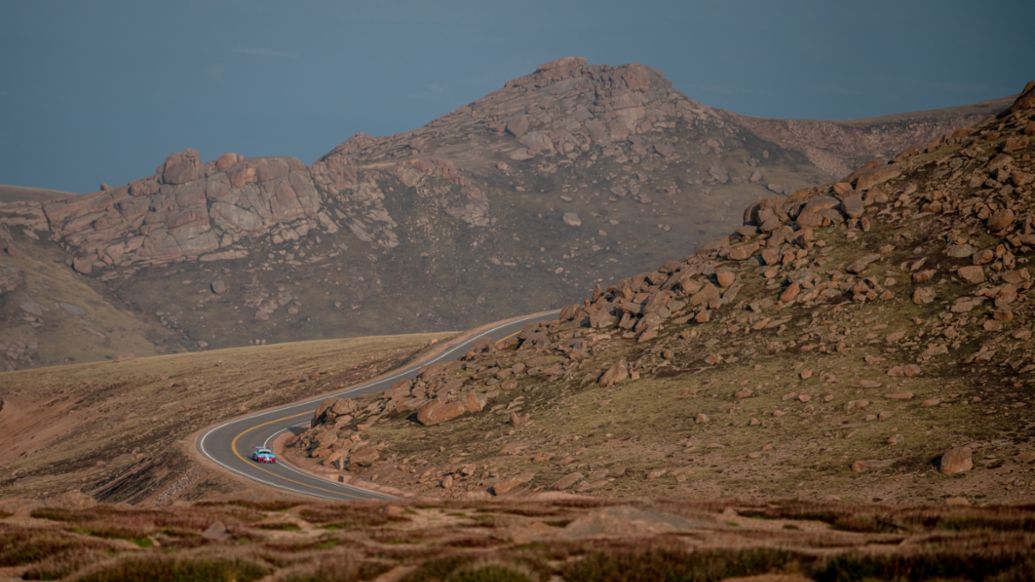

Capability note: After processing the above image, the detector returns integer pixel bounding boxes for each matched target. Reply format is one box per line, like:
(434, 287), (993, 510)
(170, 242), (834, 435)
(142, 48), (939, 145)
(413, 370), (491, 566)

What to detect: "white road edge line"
(197, 312), (553, 500)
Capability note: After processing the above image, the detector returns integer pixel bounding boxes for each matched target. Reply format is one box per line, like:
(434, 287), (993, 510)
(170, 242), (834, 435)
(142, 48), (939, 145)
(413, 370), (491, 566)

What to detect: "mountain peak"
(534, 55), (588, 74)
(503, 57), (670, 96)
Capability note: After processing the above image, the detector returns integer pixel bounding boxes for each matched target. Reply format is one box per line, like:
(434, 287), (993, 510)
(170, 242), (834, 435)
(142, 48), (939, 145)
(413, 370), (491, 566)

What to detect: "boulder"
(912, 287), (936, 305)
(598, 360), (630, 387)
(416, 398), (469, 426)
(461, 391), (487, 413)
(210, 278), (228, 295)
(853, 166), (901, 191)
(202, 521), (229, 541)
(832, 182), (853, 196)
(727, 241), (760, 261)
(689, 283), (721, 308)
(348, 444), (380, 467)
(846, 254), (881, 274)
(957, 266), (985, 285)
(161, 149), (203, 185)
(505, 114), (530, 138)
(587, 301), (618, 328)
(550, 471), (584, 491)
(518, 131), (553, 154)
(510, 411), (530, 427)
(987, 208), (1015, 232)
(72, 256), (94, 275)
(841, 193), (865, 218)
(489, 471), (535, 496)
(331, 398), (360, 416)
(779, 282), (800, 303)
(796, 195), (841, 227)
(214, 152), (242, 171)
(951, 296), (984, 313)
(940, 446), (973, 475)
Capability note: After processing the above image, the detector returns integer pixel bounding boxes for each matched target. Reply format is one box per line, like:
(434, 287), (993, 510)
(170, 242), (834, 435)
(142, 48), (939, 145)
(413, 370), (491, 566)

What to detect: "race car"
(251, 447), (277, 463)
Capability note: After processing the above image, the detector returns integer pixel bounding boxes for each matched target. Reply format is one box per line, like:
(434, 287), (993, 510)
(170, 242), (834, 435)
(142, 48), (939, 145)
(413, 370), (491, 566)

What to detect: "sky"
(1, 0), (1032, 193)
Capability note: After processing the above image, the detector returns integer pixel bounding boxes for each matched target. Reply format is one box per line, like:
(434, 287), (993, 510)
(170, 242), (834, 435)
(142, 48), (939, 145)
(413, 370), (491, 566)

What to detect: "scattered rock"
(202, 521), (229, 541)
(348, 445), (380, 467)
(489, 471), (535, 496)
(416, 398), (470, 426)
(509, 411), (529, 427)
(912, 287), (936, 305)
(940, 446), (973, 475)
(846, 254), (881, 274)
(715, 269), (736, 288)
(987, 208), (1015, 232)
(957, 265), (985, 285)
(598, 360), (630, 387)
(551, 472), (584, 491)
(72, 256), (93, 275)
(210, 278), (228, 295)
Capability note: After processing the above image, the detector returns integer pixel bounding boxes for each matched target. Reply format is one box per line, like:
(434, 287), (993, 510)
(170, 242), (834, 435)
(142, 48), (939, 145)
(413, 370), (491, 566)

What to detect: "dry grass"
(0, 184), (73, 203)
(2, 498), (1032, 580)
(361, 339), (1010, 503)
(0, 238), (182, 370)
(0, 332), (452, 501)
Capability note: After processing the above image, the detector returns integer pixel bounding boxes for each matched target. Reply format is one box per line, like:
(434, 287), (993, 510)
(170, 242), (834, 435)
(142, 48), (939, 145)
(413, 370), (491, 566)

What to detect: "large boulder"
(505, 114), (530, 138)
(940, 446), (973, 475)
(598, 360), (630, 387)
(347, 444), (380, 468)
(416, 398), (469, 426)
(160, 149), (203, 185)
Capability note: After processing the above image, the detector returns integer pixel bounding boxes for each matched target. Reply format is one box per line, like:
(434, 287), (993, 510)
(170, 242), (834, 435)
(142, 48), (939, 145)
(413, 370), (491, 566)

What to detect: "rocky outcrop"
(0, 201), (50, 235)
(40, 152), (322, 271)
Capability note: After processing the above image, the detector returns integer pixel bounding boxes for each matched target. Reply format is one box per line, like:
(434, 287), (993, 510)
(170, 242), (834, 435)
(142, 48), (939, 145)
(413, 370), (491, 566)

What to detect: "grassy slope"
(0, 237), (182, 369)
(0, 184), (74, 203)
(0, 332), (452, 501)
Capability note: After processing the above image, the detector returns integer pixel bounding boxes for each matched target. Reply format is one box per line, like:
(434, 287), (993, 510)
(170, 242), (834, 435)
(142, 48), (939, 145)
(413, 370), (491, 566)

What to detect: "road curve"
(197, 311), (558, 501)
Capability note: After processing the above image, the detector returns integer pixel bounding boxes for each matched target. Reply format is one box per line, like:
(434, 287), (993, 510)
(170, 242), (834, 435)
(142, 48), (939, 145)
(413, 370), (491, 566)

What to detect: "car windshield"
(255, 448), (273, 455)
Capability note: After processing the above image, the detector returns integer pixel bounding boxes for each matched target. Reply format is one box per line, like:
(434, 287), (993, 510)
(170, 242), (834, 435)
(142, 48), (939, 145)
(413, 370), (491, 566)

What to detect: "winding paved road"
(197, 311), (557, 501)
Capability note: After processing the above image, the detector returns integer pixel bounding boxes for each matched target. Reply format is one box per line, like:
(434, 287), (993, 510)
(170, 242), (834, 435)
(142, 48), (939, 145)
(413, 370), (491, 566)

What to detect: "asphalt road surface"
(197, 311), (557, 501)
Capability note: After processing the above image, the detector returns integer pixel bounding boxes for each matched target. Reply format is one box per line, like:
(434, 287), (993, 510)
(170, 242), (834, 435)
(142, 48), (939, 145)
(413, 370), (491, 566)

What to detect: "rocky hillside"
(0, 58), (1006, 369)
(292, 82), (1035, 505)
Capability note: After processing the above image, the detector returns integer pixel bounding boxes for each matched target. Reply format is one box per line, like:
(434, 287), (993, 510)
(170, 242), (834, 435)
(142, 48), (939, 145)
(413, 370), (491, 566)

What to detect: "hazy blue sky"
(1, 0), (1032, 192)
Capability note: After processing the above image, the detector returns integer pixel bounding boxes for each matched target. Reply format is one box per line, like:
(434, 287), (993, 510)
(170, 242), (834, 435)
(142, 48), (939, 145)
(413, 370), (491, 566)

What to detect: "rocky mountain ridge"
(0, 58), (1009, 369)
(292, 81), (1035, 504)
